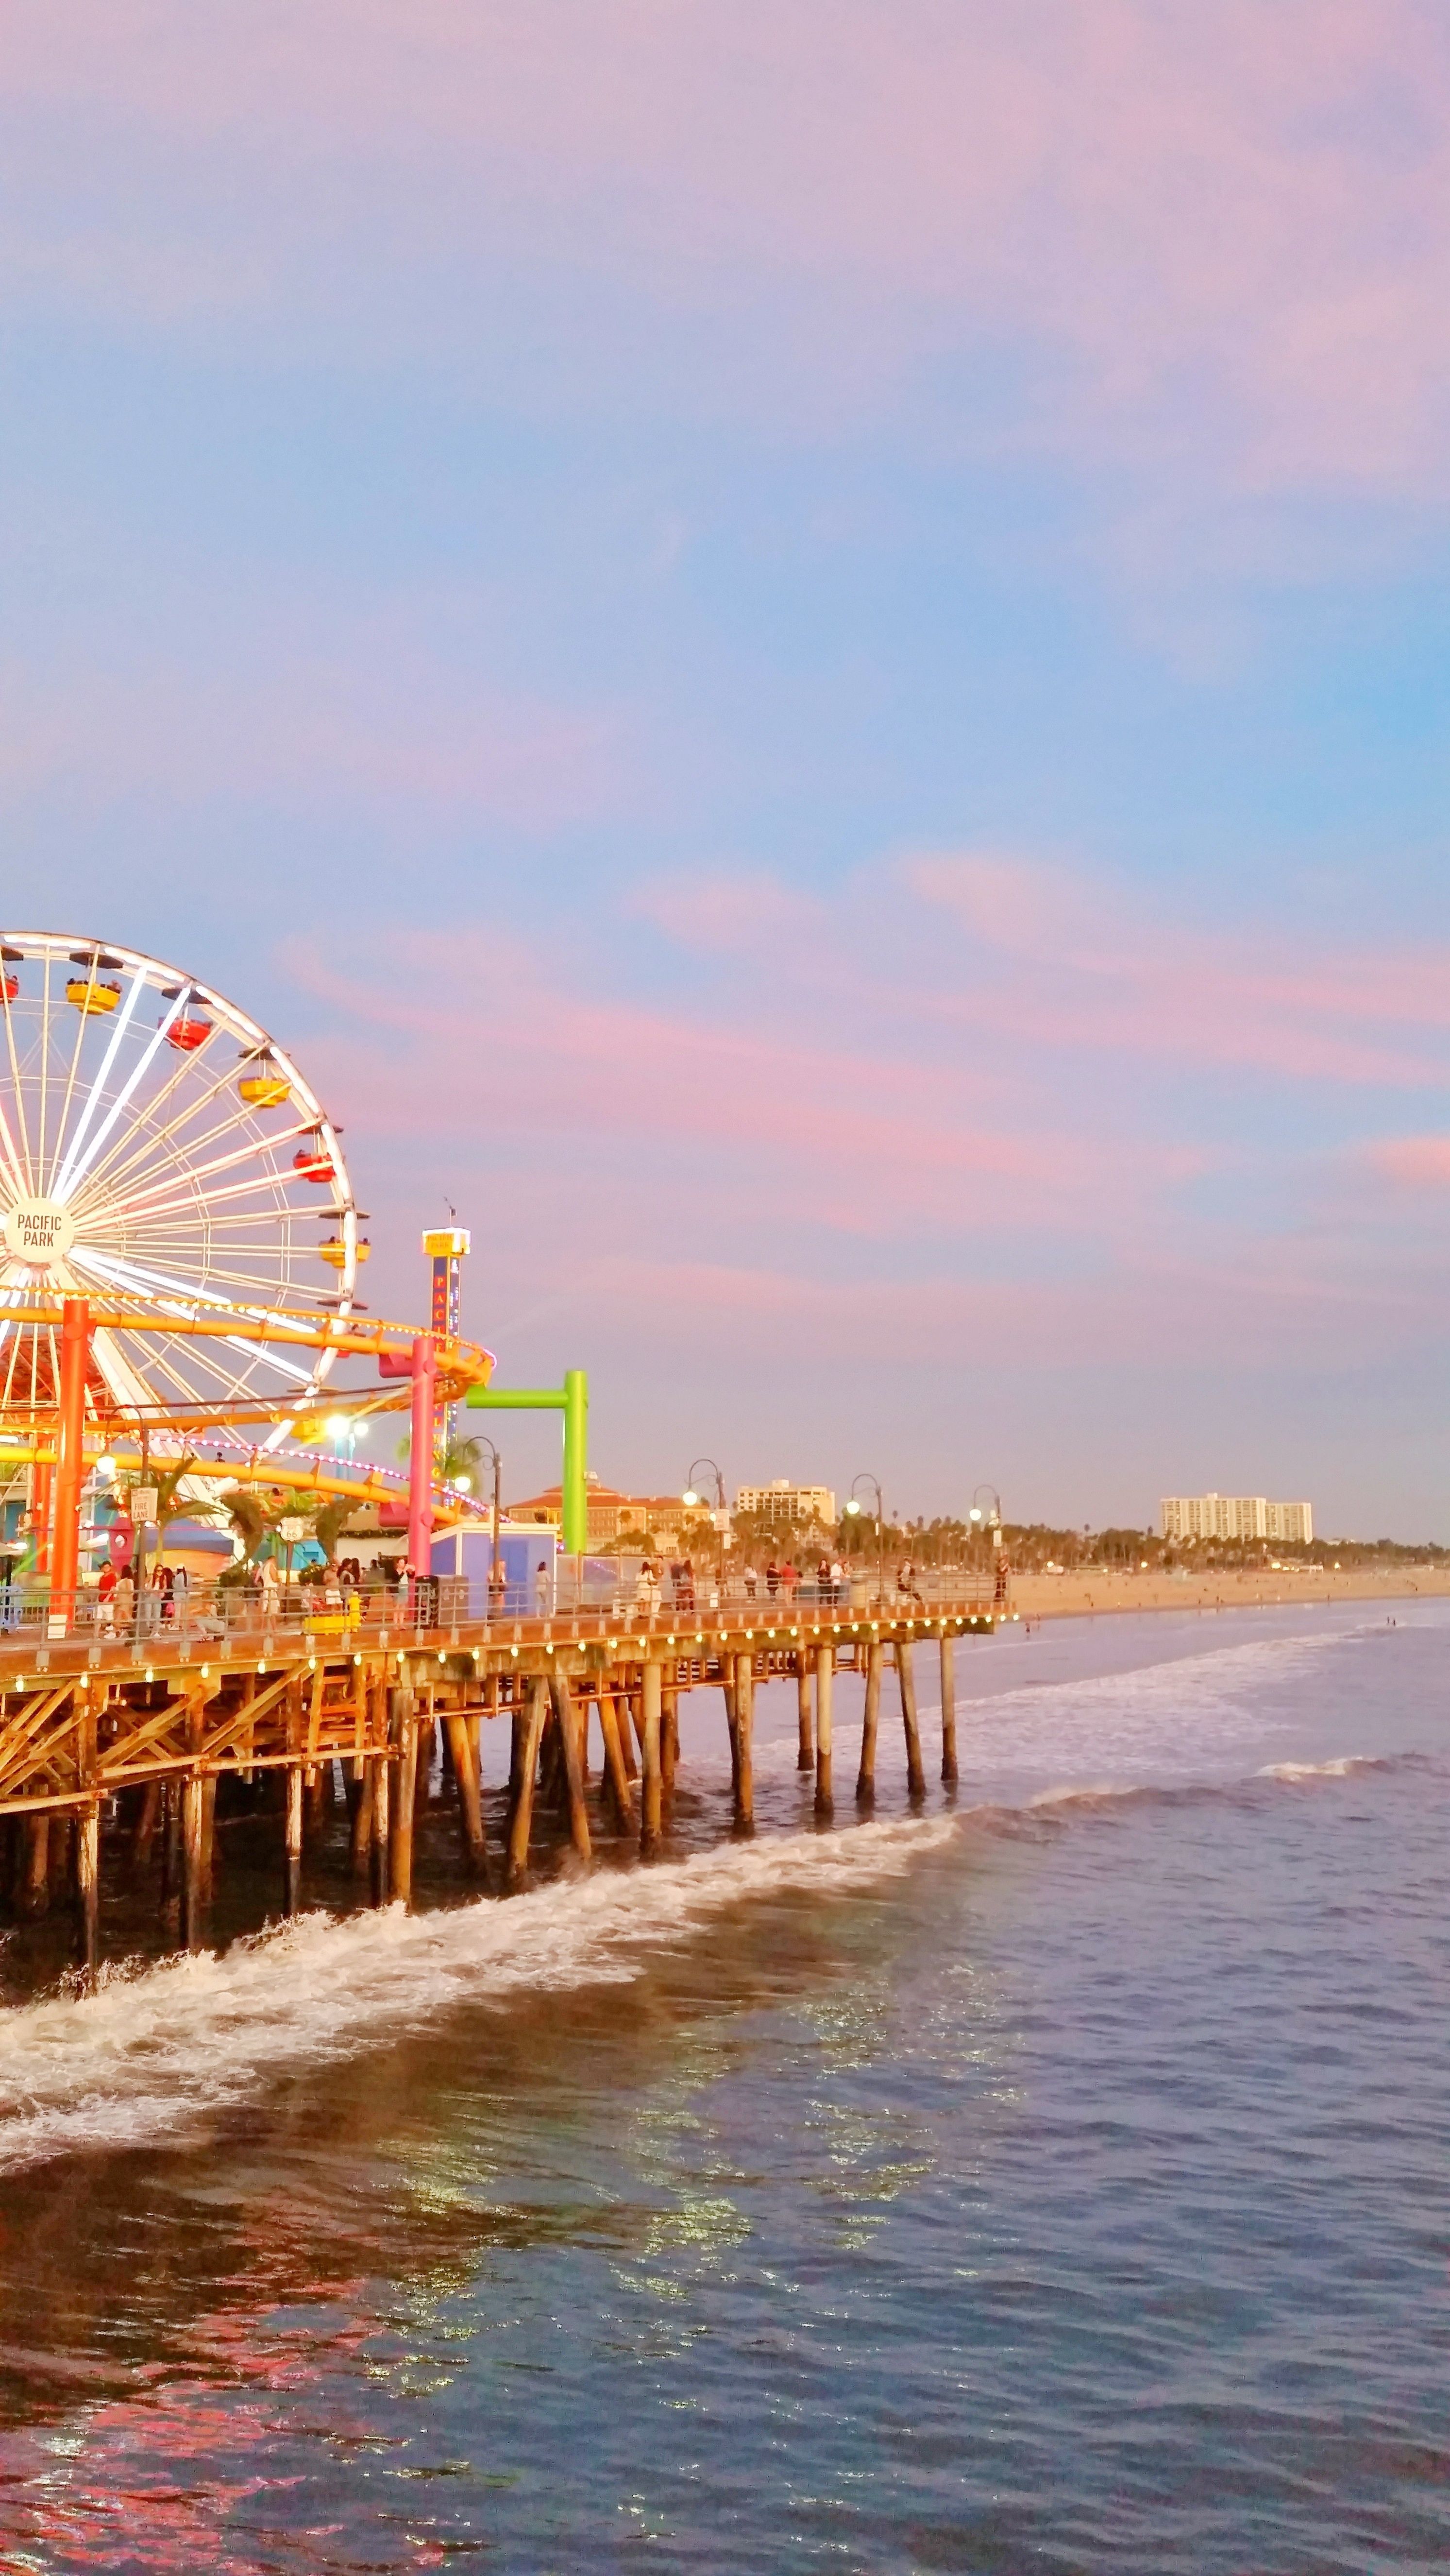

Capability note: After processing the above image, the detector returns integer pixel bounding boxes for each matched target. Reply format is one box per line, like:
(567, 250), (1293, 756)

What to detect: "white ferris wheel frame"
(0, 929), (359, 1456)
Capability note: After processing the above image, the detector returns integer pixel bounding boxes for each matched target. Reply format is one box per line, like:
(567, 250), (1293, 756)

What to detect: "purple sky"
(4, 3), (1450, 1533)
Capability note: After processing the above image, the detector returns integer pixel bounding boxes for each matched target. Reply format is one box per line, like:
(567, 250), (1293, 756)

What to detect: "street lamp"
(469, 1433), (504, 1607)
(845, 1473), (885, 1604)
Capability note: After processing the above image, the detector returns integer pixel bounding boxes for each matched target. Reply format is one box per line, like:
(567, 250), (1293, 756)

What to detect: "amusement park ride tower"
(0, 931), (589, 1621)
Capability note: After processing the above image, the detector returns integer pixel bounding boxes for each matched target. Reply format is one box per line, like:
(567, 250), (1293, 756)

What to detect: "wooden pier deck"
(0, 1588), (1003, 1983)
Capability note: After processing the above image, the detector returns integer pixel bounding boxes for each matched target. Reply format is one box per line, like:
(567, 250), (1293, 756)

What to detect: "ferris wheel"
(0, 932), (365, 1452)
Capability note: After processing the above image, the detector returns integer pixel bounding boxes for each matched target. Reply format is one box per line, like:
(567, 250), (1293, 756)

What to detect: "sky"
(3, 1), (1450, 1534)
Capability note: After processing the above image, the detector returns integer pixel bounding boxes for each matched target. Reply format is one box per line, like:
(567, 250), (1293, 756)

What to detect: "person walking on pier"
(534, 1560), (551, 1617)
(765, 1559), (779, 1600)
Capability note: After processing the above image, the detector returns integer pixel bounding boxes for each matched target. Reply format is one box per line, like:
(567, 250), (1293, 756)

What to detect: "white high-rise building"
(1160, 1494), (1313, 1546)
(735, 1479), (837, 1527)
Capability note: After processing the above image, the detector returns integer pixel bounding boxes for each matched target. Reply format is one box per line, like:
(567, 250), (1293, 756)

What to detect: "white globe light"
(683, 1488), (699, 1507)
(455, 1473), (472, 1492)
(95, 1455), (116, 1479)
(326, 1414), (349, 1439)
(844, 1498), (860, 1516)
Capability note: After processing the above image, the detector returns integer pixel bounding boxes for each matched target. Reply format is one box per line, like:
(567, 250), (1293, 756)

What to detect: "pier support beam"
(76, 1806), (99, 1991)
(940, 1633), (958, 1788)
(640, 1660), (663, 1854)
(283, 1762), (303, 1916)
(732, 1654), (755, 1834)
(506, 1677), (549, 1889)
(391, 1692), (417, 1907)
(444, 1710), (488, 1878)
(550, 1673), (591, 1862)
(898, 1641), (926, 1800)
(662, 1688), (679, 1800)
(370, 1756), (391, 1905)
(814, 1644), (834, 1819)
(856, 1639), (882, 1805)
(17, 1815), (49, 1918)
(347, 1761), (373, 1877)
(597, 1692), (634, 1829)
(181, 1772), (206, 1950)
(796, 1655), (813, 1771)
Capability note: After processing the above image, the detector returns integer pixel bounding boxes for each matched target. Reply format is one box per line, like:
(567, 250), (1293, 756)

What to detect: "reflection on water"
(1, 1604), (1449, 2572)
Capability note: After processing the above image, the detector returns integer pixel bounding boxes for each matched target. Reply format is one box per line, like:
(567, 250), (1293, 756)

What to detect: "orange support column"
(50, 1296), (90, 1632)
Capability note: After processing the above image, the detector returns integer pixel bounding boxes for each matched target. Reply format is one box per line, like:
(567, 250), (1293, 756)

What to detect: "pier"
(0, 1587), (999, 1981)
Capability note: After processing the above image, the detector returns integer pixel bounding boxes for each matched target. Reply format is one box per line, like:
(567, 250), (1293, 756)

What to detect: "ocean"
(0, 1601), (1446, 2573)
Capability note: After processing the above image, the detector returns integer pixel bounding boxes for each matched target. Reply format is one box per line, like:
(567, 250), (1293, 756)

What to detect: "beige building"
(735, 1479), (837, 1527)
(506, 1480), (691, 1550)
(1161, 1493), (1314, 1546)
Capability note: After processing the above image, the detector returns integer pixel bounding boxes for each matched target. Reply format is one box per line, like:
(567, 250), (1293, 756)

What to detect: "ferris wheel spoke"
(83, 1077), (292, 1212)
(0, 962), (35, 1192)
(54, 984), (192, 1206)
(74, 1123), (321, 1232)
(47, 959), (147, 1200)
(67, 1021), (246, 1208)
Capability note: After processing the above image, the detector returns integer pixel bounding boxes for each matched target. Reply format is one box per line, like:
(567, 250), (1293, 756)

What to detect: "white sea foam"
(0, 1816), (953, 2174)
(1256, 1755), (1388, 1783)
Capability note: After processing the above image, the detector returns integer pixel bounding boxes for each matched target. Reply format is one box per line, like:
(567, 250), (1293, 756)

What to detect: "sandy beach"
(1010, 1564), (1450, 1621)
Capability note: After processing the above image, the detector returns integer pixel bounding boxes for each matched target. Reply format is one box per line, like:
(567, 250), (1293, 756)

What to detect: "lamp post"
(683, 1456), (729, 1579)
(969, 1483), (1003, 1598)
(844, 1473), (885, 1606)
(468, 1433), (503, 1608)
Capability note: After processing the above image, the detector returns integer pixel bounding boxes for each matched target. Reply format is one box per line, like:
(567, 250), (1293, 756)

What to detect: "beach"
(1012, 1561), (1450, 1621)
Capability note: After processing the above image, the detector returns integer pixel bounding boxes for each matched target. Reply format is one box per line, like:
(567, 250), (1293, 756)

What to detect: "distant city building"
(1161, 1493), (1313, 1546)
(735, 1479), (837, 1527)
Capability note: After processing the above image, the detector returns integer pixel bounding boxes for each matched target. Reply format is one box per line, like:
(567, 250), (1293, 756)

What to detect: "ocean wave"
(0, 1816), (953, 2176)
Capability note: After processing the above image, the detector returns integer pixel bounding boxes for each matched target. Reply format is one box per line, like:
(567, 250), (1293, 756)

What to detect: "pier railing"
(0, 1567), (1003, 1661)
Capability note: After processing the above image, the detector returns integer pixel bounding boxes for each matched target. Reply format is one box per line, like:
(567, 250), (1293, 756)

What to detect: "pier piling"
(733, 1653), (755, 1834)
(796, 1655), (813, 1771)
(898, 1642), (926, 1800)
(283, 1762), (303, 1915)
(857, 1639), (882, 1804)
(641, 1660), (663, 1853)
(506, 1678), (549, 1888)
(940, 1633), (958, 1787)
(814, 1644), (833, 1818)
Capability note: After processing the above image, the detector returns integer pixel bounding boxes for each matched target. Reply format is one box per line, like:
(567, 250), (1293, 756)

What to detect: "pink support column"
(405, 1334), (437, 1586)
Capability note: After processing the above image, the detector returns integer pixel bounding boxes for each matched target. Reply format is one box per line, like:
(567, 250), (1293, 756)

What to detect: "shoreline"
(1008, 1566), (1450, 1622)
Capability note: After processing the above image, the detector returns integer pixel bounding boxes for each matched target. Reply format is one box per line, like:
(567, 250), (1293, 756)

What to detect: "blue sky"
(3, 2), (1450, 1532)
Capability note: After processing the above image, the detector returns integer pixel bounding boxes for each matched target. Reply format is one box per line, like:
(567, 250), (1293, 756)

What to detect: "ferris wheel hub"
(4, 1197), (75, 1267)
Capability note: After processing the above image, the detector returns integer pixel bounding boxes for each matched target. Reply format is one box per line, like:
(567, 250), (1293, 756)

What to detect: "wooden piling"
(813, 1638), (834, 1824)
(940, 1632), (958, 1787)
(796, 1654), (814, 1772)
(641, 1660), (663, 1853)
(283, 1763), (303, 1916)
(596, 1690), (634, 1828)
(76, 1806), (99, 1991)
(347, 1760), (374, 1877)
(856, 1638), (882, 1804)
(622, 1691), (642, 1779)
(898, 1640), (926, 1799)
(181, 1771), (206, 1949)
(732, 1653), (755, 1834)
(814, 1644), (833, 1818)
(130, 1780), (161, 1877)
(17, 1815), (49, 1918)
(550, 1673), (591, 1861)
(444, 1709), (488, 1877)
(722, 1661), (741, 1801)
(662, 1688), (679, 1797)
(161, 1782), (181, 1917)
(200, 1775), (218, 1899)
(390, 1691), (417, 1908)
(506, 1677), (549, 1889)
(371, 1755), (391, 1905)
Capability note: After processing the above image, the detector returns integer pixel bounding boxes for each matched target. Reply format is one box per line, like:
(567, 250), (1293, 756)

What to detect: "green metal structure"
(466, 1368), (588, 1555)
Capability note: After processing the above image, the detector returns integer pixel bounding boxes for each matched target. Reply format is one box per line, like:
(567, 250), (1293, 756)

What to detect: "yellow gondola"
(319, 1236), (370, 1267)
(239, 1054), (290, 1107)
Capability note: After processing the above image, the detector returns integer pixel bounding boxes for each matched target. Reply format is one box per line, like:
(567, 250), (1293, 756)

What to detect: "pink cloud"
(4, 4), (1449, 494)
(1366, 1136), (1450, 1186)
